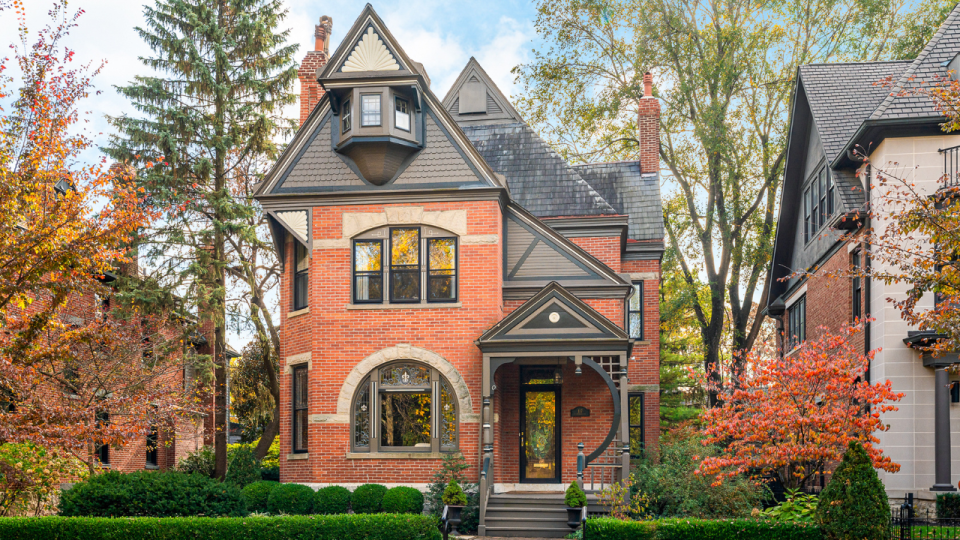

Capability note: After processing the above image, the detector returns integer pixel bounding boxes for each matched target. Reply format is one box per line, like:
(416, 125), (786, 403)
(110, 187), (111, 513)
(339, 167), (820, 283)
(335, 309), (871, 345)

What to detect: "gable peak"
(342, 27), (400, 72)
(443, 57), (522, 125)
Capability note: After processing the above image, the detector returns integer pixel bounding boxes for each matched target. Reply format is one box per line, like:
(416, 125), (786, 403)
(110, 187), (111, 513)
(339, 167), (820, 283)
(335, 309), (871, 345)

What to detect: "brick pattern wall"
(622, 258), (661, 456)
(570, 236), (622, 273)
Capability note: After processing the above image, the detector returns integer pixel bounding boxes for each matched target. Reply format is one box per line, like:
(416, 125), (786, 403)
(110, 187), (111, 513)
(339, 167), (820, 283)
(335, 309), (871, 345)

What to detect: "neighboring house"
(767, 4), (960, 504)
(254, 7), (663, 536)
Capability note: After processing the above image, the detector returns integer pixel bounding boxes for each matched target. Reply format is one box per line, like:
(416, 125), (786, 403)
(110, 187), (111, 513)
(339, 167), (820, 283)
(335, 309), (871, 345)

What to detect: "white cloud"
(474, 17), (533, 100)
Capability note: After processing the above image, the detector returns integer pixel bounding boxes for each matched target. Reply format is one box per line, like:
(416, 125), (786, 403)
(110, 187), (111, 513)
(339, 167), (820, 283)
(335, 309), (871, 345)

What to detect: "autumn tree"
(697, 325), (903, 490)
(514, 0), (918, 402)
(106, 0), (297, 476)
(0, 0), (192, 467)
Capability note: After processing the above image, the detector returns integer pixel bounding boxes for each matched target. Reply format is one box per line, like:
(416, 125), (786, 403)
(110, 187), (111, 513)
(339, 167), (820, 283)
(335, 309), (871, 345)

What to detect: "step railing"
(941, 144), (960, 188)
(576, 441), (623, 493)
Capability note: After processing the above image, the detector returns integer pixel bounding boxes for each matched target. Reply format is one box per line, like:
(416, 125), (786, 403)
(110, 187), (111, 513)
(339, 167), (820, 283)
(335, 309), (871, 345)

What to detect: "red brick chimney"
(638, 72), (660, 174)
(298, 16), (332, 126)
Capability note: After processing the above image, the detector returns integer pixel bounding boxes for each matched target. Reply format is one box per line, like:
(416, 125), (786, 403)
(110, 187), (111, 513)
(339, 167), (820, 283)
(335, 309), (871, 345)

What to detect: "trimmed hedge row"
(585, 518), (824, 540)
(0, 515), (441, 540)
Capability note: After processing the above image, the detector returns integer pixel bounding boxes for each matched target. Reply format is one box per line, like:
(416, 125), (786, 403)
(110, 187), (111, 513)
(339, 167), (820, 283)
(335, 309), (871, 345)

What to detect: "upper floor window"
(352, 226), (459, 306)
(395, 98), (410, 131)
(803, 166), (835, 243)
(342, 99), (352, 133)
(95, 411), (110, 466)
(293, 241), (309, 311)
(292, 365), (308, 453)
(361, 94), (381, 127)
(628, 281), (643, 339)
(787, 295), (806, 350)
(852, 248), (862, 321)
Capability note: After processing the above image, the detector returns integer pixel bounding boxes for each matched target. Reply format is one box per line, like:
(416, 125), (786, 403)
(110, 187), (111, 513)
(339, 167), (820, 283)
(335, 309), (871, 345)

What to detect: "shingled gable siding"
(277, 200), (501, 484)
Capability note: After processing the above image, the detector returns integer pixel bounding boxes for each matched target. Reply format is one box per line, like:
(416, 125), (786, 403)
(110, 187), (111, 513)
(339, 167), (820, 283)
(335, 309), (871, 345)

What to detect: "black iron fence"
(892, 498), (960, 539)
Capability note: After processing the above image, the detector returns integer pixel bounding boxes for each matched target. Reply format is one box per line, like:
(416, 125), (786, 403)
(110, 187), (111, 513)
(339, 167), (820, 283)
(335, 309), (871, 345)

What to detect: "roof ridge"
(801, 59), (914, 67)
(871, 2), (960, 119)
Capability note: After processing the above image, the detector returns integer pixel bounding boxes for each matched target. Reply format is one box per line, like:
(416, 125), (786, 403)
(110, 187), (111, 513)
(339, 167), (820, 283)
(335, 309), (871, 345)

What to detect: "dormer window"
(395, 98), (410, 131)
(342, 99), (352, 133)
(361, 94), (381, 127)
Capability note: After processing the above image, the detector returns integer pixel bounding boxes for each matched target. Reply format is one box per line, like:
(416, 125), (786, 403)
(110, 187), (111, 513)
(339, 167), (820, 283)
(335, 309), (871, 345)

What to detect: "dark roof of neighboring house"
(872, 4), (960, 121)
(799, 61), (912, 164)
(460, 122), (618, 218)
(832, 168), (866, 213)
(572, 162), (664, 241)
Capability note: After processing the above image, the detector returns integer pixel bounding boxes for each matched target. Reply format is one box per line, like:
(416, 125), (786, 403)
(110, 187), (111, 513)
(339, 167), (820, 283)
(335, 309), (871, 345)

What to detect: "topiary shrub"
(58, 470), (246, 517)
(267, 483), (315, 515)
(352, 484), (388, 514)
(382, 486), (424, 514)
(938, 493), (960, 519)
(442, 480), (467, 506)
(565, 482), (587, 508)
(225, 445), (261, 488)
(242, 481), (278, 513)
(815, 441), (889, 540)
(314, 485), (352, 515)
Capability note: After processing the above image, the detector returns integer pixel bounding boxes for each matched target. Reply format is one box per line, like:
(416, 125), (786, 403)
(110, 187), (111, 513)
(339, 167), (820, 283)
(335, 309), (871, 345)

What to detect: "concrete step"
(483, 525), (575, 538)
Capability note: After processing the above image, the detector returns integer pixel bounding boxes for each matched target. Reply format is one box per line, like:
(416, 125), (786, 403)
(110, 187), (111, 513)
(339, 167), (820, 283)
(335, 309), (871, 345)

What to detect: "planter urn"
(567, 506), (584, 529)
(446, 505), (464, 535)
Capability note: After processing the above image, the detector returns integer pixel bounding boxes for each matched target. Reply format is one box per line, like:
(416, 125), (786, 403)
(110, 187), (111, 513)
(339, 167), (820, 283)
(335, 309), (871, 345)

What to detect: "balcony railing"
(940, 144), (960, 187)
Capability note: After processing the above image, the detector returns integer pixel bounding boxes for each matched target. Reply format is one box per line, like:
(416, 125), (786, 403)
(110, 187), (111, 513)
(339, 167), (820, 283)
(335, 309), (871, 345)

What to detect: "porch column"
(932, 367), (956, 491)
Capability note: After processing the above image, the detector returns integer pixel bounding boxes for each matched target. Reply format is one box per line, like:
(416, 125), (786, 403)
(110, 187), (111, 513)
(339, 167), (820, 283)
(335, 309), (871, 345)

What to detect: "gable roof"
(317, 4), (419, 80)
(799, 61), (911, 164)
(441, 57), (522, 125)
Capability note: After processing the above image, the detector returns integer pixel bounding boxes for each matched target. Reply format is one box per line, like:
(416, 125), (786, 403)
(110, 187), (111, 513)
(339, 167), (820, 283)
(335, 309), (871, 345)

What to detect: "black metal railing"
(940, 145), (960, 188)
(891, 497), (960, 539)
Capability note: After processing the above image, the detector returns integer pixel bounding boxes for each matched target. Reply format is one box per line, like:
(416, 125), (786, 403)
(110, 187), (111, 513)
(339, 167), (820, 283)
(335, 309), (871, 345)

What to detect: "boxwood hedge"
(266, 483), (315, 515)
(313, 486), (352, 515)
(352, 484), (388, 514)
(0, 515), (441, 540)
(240, 481), (278, 513)
(584, 518), (823, 540)
(381, 486), (424, 514)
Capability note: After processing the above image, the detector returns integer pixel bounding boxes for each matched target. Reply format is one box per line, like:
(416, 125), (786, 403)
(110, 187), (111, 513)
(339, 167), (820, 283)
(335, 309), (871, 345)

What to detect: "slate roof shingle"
(573, 161), (664, 242)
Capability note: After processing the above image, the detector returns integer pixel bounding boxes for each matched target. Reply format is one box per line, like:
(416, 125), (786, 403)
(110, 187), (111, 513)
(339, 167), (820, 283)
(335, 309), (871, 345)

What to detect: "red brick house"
(254, 7), (663, 536)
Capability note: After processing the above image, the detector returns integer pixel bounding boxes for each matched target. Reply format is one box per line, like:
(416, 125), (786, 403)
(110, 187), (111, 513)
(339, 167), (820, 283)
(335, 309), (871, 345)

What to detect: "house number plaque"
(570, 406), (590, 417)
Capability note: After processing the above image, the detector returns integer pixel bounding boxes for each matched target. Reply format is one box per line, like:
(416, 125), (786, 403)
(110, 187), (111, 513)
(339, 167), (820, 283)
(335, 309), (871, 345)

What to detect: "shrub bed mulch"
(0, 514), (441, 540)
(585, 517), (824, 540)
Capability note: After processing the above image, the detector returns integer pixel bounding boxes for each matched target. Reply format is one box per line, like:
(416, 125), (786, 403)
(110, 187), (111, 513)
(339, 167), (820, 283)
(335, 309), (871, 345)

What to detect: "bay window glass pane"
(354, 240), (382, 302)
(428, 238), (456, 301)
(362, 95), (381, 126)
(380, 392), (431, 447)
(342, 100), (352, 132)
(391, 228), (420, 301)
(395, 98), (410, 131)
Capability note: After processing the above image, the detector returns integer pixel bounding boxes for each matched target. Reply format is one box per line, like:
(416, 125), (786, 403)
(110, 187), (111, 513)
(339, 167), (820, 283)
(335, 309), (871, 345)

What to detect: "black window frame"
(293, 241), (309, 311)
(292, 364), (309, 454)
(95, 411), (110, 466)
(852, 248), (862, 321)
(353, 239), (384, 304)
(628, 281), (643, 340)
(341, 99), (352, 133)
(389, 227), (421, 303)
(787, 295), (806, 350)
(145, 424), (159, 468)
(803, 166), (835, 244)
(426, 237), (458, 303)
(361, 94), (382, 127)
(395, 97), (411, 132)
(628, 392), (645, 457)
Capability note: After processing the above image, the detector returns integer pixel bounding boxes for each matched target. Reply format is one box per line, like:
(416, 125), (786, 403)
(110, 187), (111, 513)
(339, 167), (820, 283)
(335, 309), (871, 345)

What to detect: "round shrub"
(58, 470), (245, 517)
(267, 483), (315, 515)
(352, 483), (388, 514)
(314, 485), (352, 515)
(226, 445), (261, 488)
(815, 441), (889, 540)
(242, 480), (278, 513)
(382, 486), (425, 514)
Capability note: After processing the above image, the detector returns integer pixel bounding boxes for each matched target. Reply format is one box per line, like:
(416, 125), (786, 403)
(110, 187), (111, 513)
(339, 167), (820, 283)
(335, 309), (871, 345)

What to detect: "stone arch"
(336, 344), (475, 417)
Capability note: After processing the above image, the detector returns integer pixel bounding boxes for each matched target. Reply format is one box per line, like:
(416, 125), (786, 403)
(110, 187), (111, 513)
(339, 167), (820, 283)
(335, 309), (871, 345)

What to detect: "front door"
(520, 367), (561, 483)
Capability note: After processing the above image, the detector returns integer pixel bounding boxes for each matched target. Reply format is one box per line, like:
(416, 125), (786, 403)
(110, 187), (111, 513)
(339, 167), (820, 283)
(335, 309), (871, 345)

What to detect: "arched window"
(352, 361), (458, 453)
(352, 226), (458, 305)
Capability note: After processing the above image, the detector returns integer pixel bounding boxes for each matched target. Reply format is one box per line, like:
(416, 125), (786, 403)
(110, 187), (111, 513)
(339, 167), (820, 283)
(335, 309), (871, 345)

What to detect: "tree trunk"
(212, 0), (228, 480)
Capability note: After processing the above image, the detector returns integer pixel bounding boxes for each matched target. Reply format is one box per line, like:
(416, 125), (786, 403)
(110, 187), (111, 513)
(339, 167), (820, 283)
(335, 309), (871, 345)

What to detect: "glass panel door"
(521, 388), (559, 482)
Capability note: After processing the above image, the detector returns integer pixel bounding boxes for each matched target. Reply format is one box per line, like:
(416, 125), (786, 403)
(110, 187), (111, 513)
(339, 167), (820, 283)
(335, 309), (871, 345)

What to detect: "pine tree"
(106, 0), (297, 478)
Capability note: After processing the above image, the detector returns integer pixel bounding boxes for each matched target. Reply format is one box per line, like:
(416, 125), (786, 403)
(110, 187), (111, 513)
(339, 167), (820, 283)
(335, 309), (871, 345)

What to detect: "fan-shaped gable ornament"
(341, 27), (400, 72)
(276, 210), (309, 242)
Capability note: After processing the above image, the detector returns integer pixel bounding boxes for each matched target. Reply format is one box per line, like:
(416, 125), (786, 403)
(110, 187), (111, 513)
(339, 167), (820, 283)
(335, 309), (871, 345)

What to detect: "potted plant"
(565, 481), (587, 529)
(442, 479), (467, 534)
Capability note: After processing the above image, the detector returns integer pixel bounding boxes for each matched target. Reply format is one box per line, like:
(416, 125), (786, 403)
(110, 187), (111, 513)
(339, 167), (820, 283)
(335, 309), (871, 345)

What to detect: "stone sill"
(288, 307), (310, 319)
(286, 453), (309, 461)
(345, 451), (457, 459)
(346, 302), (461, 310)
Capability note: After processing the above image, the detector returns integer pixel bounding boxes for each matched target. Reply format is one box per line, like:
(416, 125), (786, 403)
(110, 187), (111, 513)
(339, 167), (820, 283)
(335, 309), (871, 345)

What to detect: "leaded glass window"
(380, 363), (430, 386)
(354, 383), (370, 448)
(628, 281), (643, 339)
(440, 379), (457, 448)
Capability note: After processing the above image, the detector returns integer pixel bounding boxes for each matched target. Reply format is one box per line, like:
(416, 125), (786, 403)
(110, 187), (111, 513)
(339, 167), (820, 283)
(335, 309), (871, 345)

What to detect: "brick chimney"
(298, 16), (332, 126)
(638, 72), (660, 174)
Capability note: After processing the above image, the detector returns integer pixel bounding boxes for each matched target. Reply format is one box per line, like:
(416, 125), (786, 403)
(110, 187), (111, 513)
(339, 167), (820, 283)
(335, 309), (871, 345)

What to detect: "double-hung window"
(354, 239), (384, 303)
(293, 242), (309, 311)
(803, 167), (835, 243)
(361, 94), (381, 127)
(395, 98), (410, 131)
(628, 281), (643, 339)
(427, 238), (457, 302)
(852, 248), (862, 321)
(341, 100), (352, 133)
(292, 365), (308, 453)
(390, 228), (421, 302)
(787, 295), (806, 350)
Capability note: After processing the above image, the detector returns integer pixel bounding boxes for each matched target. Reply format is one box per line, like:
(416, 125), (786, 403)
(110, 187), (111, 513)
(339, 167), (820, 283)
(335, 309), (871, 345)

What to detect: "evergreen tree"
(106, 0), (297, 479)
(815, 441), (890, 540)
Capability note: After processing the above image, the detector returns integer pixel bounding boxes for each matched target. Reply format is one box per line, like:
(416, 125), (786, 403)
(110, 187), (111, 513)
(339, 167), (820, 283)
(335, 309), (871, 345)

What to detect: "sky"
(4, 0), (542, 350)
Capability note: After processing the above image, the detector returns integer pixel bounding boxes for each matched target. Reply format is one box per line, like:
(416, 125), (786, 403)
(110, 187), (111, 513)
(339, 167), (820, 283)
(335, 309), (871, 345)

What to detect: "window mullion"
(372, 368), (380, 453)
(431, 369), (439, 453)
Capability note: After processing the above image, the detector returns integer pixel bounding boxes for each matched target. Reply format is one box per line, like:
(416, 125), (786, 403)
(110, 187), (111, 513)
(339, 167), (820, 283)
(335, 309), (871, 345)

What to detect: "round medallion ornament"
(548, 312), (560, 323)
